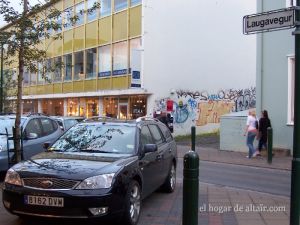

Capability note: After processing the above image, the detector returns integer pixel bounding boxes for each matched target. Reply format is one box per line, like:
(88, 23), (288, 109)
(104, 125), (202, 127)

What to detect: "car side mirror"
(43, 142), (51, 150)
(26, 132), (38, 140)
(143, 144), (158, 154)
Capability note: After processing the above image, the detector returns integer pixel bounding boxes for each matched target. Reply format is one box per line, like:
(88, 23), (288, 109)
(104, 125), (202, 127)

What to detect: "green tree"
(0, 0), (99, 162)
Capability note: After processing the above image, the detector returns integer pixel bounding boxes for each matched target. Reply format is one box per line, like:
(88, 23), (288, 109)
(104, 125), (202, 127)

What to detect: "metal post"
(0, 42), (4, 113)
(191, 126), (196, 151)
(290, 1), (300, 224)
(267, 127), (273, 164)
(182, 126), (199, 225)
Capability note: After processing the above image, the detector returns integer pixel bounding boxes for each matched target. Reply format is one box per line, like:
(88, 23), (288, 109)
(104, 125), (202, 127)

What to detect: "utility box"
(220, 110), (256, 152)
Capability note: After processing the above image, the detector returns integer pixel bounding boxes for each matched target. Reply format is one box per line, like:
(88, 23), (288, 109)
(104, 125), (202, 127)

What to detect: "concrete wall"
(256, 0), (294, 150)
(142, 0), (257, 135)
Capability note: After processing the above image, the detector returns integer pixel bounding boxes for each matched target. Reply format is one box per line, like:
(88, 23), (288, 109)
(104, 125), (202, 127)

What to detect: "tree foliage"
(0, 0), (99, 162)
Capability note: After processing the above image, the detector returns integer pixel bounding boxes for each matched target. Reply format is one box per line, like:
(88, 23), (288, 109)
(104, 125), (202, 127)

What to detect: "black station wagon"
(2, 117), (177, 225)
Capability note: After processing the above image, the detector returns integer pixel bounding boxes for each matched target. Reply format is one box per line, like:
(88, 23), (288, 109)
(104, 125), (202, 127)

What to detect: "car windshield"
(0, 117), (25, 135)
(50, 123), (136, 154)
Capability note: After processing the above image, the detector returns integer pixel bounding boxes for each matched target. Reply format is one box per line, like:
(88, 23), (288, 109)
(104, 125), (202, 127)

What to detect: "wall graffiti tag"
(154, 87), (256, 127)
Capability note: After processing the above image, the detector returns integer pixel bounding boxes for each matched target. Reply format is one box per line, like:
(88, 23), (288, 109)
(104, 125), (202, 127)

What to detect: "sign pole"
(290, 2), (300, 225)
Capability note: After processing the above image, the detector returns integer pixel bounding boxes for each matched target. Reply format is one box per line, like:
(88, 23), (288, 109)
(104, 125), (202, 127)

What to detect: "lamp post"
(290, 1), (300, 224)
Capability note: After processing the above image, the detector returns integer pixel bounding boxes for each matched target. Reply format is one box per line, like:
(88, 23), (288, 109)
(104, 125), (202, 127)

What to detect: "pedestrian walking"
(257, 110), (272, 155)
(244, 109), (258, 158)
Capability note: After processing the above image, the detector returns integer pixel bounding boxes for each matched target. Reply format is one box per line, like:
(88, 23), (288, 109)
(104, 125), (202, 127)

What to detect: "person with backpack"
(256, 110), (272, 155)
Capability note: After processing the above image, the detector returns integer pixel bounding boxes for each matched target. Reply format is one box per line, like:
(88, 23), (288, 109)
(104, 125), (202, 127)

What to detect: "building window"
(113, 41), (128, 75)
(64, 7), (73, 30)
(100, 0), (111, 17)
(86, 48), (97, 79)
(87, 0), (98, 22)
(64, 54), (72, 81)
(56, 15), (63, 33)
(30, 69), (37, 85)
(86, 98), (99, 118)
(74, 51), (84, 80)
(103, 97), (118, 118)
(45, 59), (52, 82)
(114, 0), (127, 12)
(46, 18), (53, 36)
(68, 98), (79, 116)
(37, 62), (43, 84)
(130, 38), (141, 72)
(53, 56), (62, 82)
(98, 45), (111, 77)
(288, 55), (295, 125)
(130, 95), (146, 119)
(23, 67), (30, 86)
(75, 2), (85, 26)
(131, 0), (141, 7)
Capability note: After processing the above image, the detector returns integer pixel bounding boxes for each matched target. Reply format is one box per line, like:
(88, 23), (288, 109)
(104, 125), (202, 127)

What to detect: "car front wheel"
(123, 180), (141, 225)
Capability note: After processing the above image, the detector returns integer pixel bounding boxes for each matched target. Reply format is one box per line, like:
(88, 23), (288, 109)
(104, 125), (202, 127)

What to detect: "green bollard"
(267, 127), (273, 164)
(191, 126), (196, 151)
(183, 126), (199, 225)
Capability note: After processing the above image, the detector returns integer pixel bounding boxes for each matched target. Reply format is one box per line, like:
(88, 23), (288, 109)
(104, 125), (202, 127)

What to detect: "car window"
(140, 126), (154, 147)
(52, 120), (58, 130)
(25, 119), (42, 138)
(159, 124), (172, 141)
(40, 118), (55, 136)
(148, 124), (164, 145)
(64, 119), (78, 130)
(56, 120), (63, 127)
(51, 124), (136, 154)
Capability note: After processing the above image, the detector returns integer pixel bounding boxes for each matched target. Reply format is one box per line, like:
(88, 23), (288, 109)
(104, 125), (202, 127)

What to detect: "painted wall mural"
(153, 87), (256, 132)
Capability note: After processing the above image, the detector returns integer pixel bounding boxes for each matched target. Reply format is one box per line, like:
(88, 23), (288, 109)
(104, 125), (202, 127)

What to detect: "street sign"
(243, 7), (295, 34)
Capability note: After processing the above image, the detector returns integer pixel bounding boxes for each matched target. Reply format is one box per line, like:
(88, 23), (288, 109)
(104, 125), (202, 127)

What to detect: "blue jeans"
(247, 131), (256, 158)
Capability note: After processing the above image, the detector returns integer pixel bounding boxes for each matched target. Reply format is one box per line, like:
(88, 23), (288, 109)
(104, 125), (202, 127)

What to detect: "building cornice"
(19, 88), (150, 100)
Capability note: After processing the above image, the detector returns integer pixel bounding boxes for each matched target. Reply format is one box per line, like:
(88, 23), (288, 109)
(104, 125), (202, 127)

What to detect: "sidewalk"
(177, 145), (292, 171)
(139, 145), (291, 225)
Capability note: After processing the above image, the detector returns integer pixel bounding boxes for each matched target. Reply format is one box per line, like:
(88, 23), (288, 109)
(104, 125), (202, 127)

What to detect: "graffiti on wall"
(154, 87), (256, 127)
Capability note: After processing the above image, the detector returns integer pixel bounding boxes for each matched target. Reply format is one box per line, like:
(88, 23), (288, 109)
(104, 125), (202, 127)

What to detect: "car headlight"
(4, 168), (22, 186)
(75, 173), (115, 189)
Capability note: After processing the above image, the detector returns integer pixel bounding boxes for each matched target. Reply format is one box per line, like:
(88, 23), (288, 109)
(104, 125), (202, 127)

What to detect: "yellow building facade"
(20, 0), (147, 119)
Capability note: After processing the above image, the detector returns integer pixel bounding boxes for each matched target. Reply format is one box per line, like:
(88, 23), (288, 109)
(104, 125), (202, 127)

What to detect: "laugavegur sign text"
(243, 8), (295, 34)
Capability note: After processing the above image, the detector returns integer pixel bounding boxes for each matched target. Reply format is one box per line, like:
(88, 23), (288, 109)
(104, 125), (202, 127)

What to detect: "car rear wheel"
(123, 180), (141, 225)
(161, 163), (176, 193)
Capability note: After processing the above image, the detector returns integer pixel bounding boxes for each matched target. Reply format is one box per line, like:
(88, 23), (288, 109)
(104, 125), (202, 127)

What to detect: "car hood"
(13, 152), (137, 180)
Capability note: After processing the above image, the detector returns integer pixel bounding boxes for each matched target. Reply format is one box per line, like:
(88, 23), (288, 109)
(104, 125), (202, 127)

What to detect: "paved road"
(198, 161), (291, 197)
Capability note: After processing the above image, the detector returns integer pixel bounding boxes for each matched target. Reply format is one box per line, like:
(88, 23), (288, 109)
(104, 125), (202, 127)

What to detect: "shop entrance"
(119, 103), (128, 120)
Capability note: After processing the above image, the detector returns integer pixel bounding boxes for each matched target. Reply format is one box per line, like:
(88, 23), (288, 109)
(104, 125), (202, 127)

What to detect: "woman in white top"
(244, 109), (258, 158)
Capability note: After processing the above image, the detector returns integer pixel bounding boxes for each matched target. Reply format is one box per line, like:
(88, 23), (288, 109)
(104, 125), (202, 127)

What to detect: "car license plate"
(24, 195), (64, 207)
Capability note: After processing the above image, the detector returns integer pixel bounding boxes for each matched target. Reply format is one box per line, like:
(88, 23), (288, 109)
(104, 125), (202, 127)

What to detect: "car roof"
(81, 116), (164, 127)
